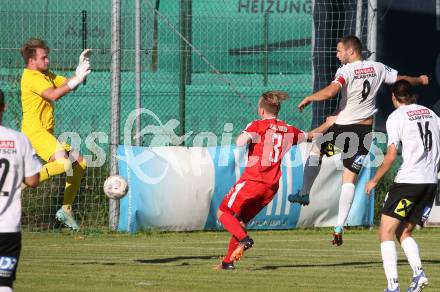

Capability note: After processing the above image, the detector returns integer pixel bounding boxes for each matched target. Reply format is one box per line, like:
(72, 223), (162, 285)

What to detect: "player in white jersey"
(0, 89), (42, 291)
(365, 80), (438, 292)
(288, 35), (429, 245)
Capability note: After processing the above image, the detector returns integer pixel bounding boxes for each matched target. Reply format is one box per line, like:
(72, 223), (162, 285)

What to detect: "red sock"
(224, 236), (239, 263)
(219, 213), (247, 240)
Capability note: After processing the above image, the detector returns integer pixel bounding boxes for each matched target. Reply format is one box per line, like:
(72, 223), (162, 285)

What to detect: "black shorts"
(0, 232), (21, 288)
(317, 123), (372, 174)
(381, 183), (437, 225)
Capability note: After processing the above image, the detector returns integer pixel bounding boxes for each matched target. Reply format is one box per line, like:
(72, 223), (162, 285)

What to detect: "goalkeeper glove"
(78, 49), (92, 66)
(68, 60), (91, 89)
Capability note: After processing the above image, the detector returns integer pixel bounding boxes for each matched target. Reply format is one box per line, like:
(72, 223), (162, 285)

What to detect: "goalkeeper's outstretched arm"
(41, 59), (91, 101)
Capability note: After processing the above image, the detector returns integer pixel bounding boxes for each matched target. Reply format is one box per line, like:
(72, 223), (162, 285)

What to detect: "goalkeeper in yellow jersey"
(20, 38), (91, 231)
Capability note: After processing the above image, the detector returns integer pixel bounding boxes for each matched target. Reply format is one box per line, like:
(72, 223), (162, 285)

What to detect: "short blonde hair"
(259, 90), (290, 115)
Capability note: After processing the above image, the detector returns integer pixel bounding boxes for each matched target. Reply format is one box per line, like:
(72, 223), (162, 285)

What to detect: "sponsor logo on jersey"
(0, 256), (17, 277)
(406, 109), (430, 117)
(406, 109), (432, 121)
(0, 149), (17, 155)
(351, 155), (365, 170)
(421, 206), (432, 223)
(0, 140), (15, 149)
(394, 198), (414, 218)
(354, 67), (375, 75)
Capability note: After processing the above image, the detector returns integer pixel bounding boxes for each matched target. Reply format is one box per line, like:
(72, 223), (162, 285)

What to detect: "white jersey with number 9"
(333, 60), (398, 125)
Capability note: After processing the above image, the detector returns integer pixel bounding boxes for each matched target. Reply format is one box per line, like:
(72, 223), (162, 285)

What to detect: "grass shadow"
(135, 255), (218, 264)
(255, 259), (440, 270)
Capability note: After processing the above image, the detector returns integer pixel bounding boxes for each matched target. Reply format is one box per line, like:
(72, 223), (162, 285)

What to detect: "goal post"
(311, 0), (374, 129)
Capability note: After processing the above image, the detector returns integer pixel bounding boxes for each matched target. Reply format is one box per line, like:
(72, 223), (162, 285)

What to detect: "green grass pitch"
(15, 228), (440, 291)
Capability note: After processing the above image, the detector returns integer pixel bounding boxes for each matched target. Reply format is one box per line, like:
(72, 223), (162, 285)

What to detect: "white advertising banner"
(116, 143), (375, 232)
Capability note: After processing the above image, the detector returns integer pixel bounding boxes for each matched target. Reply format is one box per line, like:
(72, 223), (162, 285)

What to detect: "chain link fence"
(0, 0), (372, 230)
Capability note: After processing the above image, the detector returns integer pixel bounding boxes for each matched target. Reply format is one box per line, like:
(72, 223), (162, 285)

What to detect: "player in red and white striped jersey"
(216, 91), (307, 270)
(289, 35), (429, 246)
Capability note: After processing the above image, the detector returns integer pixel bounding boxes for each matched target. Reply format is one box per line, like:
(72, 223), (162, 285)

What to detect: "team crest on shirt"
(394, 199), (414, 218)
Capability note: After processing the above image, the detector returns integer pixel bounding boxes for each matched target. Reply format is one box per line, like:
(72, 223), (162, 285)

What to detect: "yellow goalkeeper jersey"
(20, 68), (67, 132)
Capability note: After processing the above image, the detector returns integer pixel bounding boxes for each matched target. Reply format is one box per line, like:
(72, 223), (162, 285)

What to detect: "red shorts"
(219, 180), (278, 223)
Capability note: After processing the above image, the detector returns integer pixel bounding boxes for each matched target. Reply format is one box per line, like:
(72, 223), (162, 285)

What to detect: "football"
(103, 175), (128, 200)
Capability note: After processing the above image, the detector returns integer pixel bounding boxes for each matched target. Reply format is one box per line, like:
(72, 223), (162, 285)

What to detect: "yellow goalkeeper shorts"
(22, 127), (71, 162)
